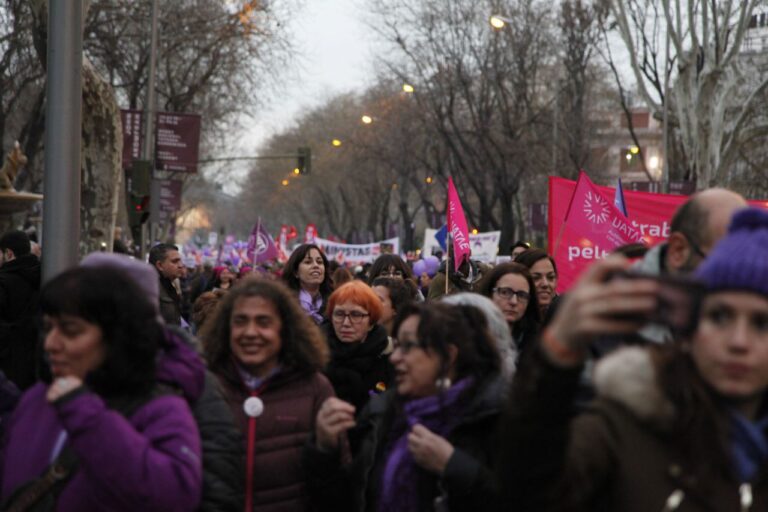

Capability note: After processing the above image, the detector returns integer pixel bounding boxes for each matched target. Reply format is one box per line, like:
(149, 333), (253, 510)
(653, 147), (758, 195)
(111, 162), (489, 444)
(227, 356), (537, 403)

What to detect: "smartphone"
(607, 271), (705, 336)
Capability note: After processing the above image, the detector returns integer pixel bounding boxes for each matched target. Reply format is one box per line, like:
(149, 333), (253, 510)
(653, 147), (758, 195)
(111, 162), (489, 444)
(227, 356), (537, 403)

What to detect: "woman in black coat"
(321, 280), (393, 412)
(306, 302), (504, 512)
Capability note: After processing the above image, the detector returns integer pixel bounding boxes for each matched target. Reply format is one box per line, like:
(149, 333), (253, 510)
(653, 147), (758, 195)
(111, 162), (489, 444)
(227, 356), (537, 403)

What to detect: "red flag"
(553, 171), (644, 291)
(447, 177), (471, 272)
(305, 223), (317, 244)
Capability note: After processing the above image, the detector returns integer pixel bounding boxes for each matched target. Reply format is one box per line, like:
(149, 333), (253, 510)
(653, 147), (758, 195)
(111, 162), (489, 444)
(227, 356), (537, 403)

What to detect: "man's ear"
(665, 232), (690, 273)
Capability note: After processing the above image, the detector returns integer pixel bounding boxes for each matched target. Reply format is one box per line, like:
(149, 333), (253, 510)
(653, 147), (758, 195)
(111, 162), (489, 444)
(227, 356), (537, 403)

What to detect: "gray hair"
(441, 292), (517, 380)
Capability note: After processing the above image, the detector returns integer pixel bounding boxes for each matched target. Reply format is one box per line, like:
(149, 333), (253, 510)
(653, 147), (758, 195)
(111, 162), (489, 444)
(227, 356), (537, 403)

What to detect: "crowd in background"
(0, 186), (768, 511)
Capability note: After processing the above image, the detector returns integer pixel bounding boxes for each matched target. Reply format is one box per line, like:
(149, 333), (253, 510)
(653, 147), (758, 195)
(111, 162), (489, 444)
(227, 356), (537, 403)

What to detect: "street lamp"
(361, 115), (373, 124)
(331, 139), (342, 147)
(489, 15), (512, 29)
(402, 83), (415, 93)
(281, 179), (289, 186)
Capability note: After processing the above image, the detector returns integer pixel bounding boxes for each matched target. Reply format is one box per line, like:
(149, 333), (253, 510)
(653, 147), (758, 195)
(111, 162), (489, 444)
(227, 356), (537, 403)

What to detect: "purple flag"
(247, 222), (279, 264)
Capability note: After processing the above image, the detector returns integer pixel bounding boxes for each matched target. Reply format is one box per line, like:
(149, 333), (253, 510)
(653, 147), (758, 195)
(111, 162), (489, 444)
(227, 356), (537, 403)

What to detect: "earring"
(435, 377), (452, 391)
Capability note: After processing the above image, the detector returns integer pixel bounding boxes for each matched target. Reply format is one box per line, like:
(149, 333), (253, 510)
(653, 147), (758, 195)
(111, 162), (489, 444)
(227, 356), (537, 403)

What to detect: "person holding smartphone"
(501, 207), (768, 511)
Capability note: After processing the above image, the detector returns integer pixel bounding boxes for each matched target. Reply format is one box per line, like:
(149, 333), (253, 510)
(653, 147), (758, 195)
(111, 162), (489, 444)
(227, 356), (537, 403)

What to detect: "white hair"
(441, 292), (517, 380)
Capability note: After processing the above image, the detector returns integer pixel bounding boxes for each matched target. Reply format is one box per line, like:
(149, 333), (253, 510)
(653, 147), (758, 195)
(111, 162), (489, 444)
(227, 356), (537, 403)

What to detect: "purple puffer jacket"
(0, 330), (205, 511)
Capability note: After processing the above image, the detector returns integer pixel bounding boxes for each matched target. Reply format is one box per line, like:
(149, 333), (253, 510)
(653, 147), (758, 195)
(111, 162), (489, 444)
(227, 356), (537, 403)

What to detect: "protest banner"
(549, 176), (768, 292)
(315, 237), (400, 264)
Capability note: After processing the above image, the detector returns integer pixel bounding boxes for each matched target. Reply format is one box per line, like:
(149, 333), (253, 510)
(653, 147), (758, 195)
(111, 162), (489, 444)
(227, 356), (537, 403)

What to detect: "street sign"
(120, 109), (143, 169)
(155, 113), (202, 173)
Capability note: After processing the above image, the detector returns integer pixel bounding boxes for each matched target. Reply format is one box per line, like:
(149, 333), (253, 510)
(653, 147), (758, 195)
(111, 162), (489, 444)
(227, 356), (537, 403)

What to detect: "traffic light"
(128, 193), (150, 227)
(297, 146), (311, 175)
(127, 160), (152, 230)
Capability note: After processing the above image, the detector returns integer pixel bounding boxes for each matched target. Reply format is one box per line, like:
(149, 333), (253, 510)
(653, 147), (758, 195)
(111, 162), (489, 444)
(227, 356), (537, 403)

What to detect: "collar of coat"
(593, 346), (676, 428)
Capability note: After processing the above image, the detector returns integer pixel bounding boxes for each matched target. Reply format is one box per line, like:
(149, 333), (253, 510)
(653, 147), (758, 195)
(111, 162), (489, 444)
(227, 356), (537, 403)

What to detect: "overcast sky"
(241, 0), (376, 152)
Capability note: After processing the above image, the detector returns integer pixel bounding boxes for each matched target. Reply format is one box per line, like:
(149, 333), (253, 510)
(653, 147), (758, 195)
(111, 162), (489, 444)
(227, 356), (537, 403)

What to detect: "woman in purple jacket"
(0, 266), (203, 511)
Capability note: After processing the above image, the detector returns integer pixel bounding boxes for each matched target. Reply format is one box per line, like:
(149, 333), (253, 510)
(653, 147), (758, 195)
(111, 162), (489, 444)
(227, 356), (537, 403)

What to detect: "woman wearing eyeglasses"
(306, 302), (504, 511)
(367, 254), (413, 283)
(321, 280), (393, 412)
(480, 262), (541, 357)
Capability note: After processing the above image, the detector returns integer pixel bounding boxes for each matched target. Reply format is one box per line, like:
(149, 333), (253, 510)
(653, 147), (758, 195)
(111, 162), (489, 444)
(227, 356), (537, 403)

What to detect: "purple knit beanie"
(80, 252), (160, 313)
(695, 208), (768, 296)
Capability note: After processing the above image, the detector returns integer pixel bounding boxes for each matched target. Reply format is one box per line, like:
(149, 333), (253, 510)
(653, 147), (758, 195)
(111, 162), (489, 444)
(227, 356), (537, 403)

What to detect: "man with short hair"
(0, 230), (41, 389)
(149, 243), (186, 326)
(628, 187), (747, 343)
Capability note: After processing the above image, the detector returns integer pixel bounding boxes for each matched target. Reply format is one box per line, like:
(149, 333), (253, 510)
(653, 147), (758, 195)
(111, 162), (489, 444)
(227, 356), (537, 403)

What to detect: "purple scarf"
(378, 378), (472, 512)
(299, 289), (324, 325)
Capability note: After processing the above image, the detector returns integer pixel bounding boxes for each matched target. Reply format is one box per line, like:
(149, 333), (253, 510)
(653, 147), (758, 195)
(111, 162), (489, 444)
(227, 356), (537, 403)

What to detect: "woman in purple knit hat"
(0, 266), (202, 511)
(501, 207), (768, 511)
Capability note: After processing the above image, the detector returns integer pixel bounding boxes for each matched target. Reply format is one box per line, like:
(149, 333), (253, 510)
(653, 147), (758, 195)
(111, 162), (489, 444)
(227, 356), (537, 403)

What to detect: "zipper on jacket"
(740, 483), (753, 512)
(661, 489), (684, 512)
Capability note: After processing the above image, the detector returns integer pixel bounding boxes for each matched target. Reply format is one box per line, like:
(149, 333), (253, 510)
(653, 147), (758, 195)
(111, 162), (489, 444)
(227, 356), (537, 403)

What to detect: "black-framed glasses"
(379, 270), (404, 278)
(392, 339), (422, 354)
(492, 287), (531, 302)
(332, 310), (370, 324)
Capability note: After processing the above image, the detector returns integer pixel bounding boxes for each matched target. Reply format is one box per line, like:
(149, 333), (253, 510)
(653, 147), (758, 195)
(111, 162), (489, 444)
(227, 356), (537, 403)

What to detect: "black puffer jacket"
(321, 323), (393, 412)
(0, 254), (41, 389)
(158, 326), (244, 511)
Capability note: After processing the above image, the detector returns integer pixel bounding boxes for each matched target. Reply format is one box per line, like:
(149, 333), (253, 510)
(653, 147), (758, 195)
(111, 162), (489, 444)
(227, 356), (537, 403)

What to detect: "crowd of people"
(0, 186), (767, 511)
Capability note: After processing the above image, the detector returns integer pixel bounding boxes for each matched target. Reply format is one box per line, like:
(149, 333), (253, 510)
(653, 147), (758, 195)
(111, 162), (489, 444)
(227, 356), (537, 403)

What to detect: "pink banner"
(447, 178), (471, 272)
(552, 172), (644, 291)
(548, 176), (768, 292)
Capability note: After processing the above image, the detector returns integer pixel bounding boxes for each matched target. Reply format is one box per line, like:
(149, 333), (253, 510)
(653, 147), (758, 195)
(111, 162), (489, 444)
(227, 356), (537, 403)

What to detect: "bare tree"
(606, 0), (768, 187)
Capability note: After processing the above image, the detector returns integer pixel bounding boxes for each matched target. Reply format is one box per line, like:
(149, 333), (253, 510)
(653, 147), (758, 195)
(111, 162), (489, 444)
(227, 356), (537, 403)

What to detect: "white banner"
(315, 237), (400, 264)
(469, 231), (501, 263)
(422, 229), (501, 263)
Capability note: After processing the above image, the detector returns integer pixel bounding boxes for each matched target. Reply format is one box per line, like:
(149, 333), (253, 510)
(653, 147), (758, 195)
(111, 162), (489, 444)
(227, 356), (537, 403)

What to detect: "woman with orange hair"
(321, 280), (393, 411)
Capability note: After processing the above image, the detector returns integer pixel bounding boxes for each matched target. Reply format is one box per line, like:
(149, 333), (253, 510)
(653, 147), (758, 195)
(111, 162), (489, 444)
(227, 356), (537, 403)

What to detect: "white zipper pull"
(740, 483), (753, 512)
(661, 489), (685, 511)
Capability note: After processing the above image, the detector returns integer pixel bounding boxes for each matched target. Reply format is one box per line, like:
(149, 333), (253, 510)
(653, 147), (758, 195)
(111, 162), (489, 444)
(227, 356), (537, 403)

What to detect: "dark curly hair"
(392, 302), (500, 393)
(282, 244), (333, 299)
(40, 266), (162, 397)
(202, 277), (329, 377)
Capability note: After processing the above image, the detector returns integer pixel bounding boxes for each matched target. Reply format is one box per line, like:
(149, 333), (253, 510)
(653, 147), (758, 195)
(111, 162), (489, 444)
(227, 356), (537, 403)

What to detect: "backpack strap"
(1, 446), (77, 512)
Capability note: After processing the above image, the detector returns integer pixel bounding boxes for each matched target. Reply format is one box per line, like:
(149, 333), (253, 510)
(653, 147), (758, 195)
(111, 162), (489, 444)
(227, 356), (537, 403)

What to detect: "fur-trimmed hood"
(592, 346), (676, 427)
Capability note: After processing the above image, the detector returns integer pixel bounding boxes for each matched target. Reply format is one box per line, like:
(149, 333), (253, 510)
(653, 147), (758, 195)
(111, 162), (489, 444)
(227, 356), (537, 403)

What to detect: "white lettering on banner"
(630, 220), (671, 238)
(568, 245), (610, 262)
(610, 217), (644, 242)
(451, 226), (470, 251)
(314, 237), (400, 264)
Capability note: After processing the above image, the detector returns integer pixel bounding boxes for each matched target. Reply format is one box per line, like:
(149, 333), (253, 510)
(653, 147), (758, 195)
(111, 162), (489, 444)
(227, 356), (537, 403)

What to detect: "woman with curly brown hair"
(201, 278), (335, 512)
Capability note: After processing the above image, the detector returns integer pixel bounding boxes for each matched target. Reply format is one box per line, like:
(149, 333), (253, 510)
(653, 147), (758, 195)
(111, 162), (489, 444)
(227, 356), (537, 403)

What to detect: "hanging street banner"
(120, 109), (143, 169)
(315, 237), (400, 264)
(549, 176), (768, 292)
(120, 109), (201, 172)
(423, 229), (500, 263)
(155, 112), (202, 173)
(149, 178), (183, 222)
